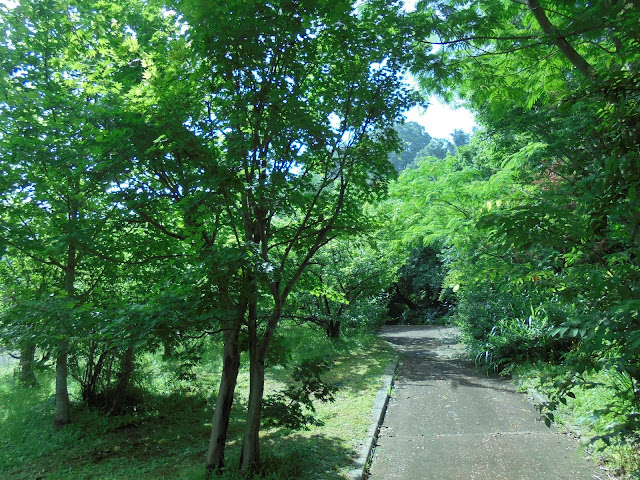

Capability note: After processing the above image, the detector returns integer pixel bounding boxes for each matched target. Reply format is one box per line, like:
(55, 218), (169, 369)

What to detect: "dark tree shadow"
(255, 433), (358, 480)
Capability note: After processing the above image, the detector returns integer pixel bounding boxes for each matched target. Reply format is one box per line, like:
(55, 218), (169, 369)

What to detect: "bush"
(455, 284), (571, 373)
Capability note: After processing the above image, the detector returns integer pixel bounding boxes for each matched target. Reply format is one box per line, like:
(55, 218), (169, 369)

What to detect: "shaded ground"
(367, 325), (611, 480)
(0, 336), (392, 480)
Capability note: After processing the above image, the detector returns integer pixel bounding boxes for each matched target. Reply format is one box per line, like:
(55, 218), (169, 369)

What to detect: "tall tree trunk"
(54, 339), (70, 427)
(239, 298), (266, 475)
(239, 345), (265, 475)
(19, 342), (38, 387)
(110, 345), (135, 413)
(55, 242), (76, 427)
(326, 319), (341, 339)
(206, 326), (241, 474)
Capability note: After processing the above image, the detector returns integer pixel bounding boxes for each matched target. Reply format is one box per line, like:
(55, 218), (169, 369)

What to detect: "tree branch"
(526, 0), (594, 77)
(136, 211), (187, 241)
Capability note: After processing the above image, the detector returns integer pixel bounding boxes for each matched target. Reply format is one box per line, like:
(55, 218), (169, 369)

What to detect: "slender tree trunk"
(55, 241), (76, 427)
(240, 294), (283, 475)
(54, 339), (70, 427)
(110, 345), (135, 413)
(206, 326), (241, 474)
(239, 297), (264, 475)
(19, 342), (38, 387)
(527, 0), (594, 77)
(239, 345), (265, 475)
(321, 294), (341, 338)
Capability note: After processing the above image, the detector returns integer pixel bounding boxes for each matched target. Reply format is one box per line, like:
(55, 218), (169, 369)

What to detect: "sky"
(399, 0), (477, 139)
(404, 99), (477, 139)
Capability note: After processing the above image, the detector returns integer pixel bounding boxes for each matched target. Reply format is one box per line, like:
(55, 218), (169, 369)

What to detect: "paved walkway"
(367, 325), (611, 480)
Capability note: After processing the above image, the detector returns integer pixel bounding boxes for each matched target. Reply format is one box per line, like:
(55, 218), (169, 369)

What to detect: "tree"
(0, 251), (51, 387)
(450, 129), (470, 148)
(418, 136), (455, 160)
(389, 121), (432, 170)
(0, 0), (170, 423)
(389, 120), (466, 172)
(122, 0), (420, 473)
(392, 245), (449, 323)
(408, 0), (640, 439)
(199, 0), (418, 470)
(0, 0), (112, 425)
(411, 0), (636, 110)
(293, 236), (400, 338)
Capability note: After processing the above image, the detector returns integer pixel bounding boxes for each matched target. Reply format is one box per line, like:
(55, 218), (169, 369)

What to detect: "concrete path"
(367, 325), (611, 480)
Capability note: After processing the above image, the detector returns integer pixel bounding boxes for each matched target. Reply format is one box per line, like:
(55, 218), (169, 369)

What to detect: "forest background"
(1, 0), (639, 479)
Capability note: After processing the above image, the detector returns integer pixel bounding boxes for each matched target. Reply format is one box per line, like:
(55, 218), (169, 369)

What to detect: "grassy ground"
(0, 326), (394, 480)
(514, 362), (640, 479)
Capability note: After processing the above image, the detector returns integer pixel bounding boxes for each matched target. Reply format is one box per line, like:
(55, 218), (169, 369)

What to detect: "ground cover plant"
(0, 326), (394, 480)
(514, 363), (640, 479)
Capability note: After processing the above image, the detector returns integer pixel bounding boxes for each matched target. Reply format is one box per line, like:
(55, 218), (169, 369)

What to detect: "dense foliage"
(389, 0), (640, 473)
(2, 0), (640, 478)
(0, 0), (418, 476)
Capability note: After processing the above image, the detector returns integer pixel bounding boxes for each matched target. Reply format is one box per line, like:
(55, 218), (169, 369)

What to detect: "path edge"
(347, 354), (399, 480)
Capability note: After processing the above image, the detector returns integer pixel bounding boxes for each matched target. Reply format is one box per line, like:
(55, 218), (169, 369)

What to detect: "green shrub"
(455, 283), (571, 372)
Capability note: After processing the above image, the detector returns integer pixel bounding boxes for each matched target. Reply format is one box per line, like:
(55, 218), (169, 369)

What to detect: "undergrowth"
(0, 324), (394, 480)
(515, 362), (640, 479)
